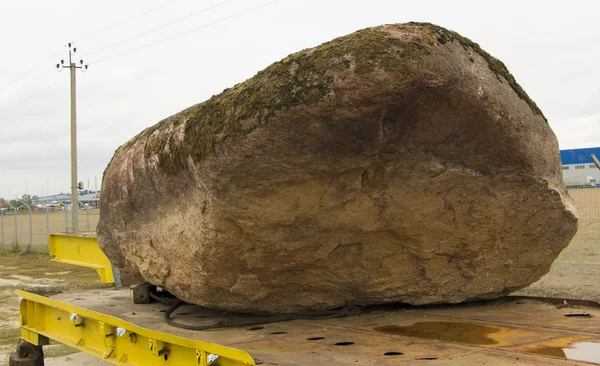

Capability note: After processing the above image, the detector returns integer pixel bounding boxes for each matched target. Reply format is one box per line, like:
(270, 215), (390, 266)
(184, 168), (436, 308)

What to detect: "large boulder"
(97, 23), (578, 314)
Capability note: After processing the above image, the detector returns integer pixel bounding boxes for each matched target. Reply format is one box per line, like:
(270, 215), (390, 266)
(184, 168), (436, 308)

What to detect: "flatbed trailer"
(10, 235), (600, 365)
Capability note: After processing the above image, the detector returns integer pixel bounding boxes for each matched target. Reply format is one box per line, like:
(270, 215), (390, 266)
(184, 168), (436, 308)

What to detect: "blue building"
(560, 147), (600, 182)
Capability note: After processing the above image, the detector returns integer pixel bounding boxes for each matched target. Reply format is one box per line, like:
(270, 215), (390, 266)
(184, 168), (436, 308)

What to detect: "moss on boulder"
(98, 23), (573, 314)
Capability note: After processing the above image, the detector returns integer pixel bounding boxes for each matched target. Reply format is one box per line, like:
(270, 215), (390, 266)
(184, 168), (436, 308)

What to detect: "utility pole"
(57, 43), (88, 233)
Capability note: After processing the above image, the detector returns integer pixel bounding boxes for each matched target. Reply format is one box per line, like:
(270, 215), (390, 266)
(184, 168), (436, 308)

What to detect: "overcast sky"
(0, 0), (598, 199)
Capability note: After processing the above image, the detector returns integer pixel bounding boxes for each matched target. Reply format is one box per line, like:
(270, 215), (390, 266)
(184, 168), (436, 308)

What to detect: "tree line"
(0, 194), (38, 209)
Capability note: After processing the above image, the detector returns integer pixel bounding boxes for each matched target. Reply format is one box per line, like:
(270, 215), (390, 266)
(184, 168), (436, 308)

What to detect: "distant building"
(560, 147), (600, 181)
(34, 191), (100, 206)
(80, 191), (100, 204)
(35, 194), (71, 204)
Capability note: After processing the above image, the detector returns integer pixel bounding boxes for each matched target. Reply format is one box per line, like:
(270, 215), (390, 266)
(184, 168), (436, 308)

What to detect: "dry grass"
(0, 210), (100, 251)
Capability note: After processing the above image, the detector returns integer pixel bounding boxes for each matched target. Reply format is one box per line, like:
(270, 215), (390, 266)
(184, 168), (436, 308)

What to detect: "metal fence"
(0, 207), (100, 252)
(515, 188), (600, 301)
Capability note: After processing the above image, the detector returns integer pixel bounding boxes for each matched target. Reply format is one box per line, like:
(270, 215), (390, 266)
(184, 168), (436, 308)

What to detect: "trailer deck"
(17, 287), (600, 365)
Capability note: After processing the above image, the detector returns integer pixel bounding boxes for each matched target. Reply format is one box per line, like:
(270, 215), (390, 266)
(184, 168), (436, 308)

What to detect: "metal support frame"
(48, 234), (115, 284)
(591, 153), (600, 171)
(18, 291), (256, 366)
(18, 199), (33, 252)
(2, 198), (19, 248)
(85, 204), (90, 231)
(45, 205), (49, 247)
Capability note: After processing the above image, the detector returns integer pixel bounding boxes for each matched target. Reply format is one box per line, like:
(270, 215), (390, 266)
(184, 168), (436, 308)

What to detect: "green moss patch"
(138, 25), (440, 175)
(129, 23), (544, 176)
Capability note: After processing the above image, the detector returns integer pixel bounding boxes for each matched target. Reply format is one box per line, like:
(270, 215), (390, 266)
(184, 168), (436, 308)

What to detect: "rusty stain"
(527, 346), (567, 358)
(374, 321), (501, 345)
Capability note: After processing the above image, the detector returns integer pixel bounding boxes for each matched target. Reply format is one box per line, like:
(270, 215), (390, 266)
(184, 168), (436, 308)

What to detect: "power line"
(0, 70), (52, 104)
(74, 0), (182, 42)
(87, 0), (236, 57)
(0, 78), (61, 118)
(92, 0), (280, 65)
(0, 0), (184, 98)
(0, 0), (281, 119)
(0, 48), (61, 93)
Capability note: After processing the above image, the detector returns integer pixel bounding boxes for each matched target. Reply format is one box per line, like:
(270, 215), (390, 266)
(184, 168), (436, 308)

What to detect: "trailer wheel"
(8, 339), (44, 366)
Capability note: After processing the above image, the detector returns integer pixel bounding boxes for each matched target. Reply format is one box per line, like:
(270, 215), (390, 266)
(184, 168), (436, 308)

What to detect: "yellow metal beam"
(18, 290), (256, 366)
(48, 234), (114, 284)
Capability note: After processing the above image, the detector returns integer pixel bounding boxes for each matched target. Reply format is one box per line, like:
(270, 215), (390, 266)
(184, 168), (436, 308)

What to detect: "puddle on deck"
(374, 321), (501, 345)
(528, 342), (600, 364)
(529, 346), (566, 358)
(374, 321), (600, 364)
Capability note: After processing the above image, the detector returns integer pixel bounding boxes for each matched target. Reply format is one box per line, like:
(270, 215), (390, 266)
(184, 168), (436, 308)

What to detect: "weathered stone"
(97, 23), (578, 314)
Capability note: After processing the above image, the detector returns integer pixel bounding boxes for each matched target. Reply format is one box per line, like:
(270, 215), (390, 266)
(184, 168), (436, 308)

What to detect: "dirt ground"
(0, 210), (100, 250)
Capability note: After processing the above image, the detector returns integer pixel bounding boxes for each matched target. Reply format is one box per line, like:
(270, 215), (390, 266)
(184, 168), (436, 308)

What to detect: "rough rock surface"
(97, 23), (578, 314)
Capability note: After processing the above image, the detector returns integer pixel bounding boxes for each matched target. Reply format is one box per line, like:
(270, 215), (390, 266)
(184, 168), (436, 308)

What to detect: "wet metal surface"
(566, 342), (600, 364)
(374, 321), (501, 345)
(527, 341), (600, 364)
